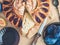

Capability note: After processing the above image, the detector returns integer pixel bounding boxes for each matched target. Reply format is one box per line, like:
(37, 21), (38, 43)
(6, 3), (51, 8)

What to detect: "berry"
(44, 35), (57, 45)
(55, 39), (60, 45)
(47, 24), (57, 34)
(54, 26), (60, 38)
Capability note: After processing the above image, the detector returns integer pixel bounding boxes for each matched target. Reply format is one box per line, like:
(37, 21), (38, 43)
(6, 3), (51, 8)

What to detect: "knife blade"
(31, 17), (48, 45)
(38, 17), (48, 35)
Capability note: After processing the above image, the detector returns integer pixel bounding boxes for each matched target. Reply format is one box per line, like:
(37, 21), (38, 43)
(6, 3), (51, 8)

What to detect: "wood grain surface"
(0, 0), (60, 45)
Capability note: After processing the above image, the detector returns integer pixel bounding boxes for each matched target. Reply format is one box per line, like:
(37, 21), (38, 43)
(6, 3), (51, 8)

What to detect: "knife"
(31, 17), (48, 45)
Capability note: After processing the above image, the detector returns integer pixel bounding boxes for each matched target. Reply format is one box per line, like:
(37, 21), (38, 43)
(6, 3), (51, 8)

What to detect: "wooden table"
(0, 0), (60, 45)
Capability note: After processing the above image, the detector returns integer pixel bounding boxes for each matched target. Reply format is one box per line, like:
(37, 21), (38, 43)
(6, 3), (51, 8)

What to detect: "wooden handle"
(31, 33), (41, 45)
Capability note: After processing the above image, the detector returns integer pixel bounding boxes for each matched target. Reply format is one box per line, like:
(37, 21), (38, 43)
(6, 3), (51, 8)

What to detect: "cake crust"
(2, 0), (50, 38)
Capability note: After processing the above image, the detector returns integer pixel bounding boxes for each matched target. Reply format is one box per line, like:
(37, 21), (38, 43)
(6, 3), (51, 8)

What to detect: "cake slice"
(22, 13), (35, 36)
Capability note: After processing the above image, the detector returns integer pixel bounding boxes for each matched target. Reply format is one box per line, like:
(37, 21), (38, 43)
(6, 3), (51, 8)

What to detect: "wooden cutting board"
(0, 0), (60, 45)
(0, 7), (59, 45)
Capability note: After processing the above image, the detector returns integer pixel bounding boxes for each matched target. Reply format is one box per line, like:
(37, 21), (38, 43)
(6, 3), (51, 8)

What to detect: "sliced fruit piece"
(0, 18), (6, 27)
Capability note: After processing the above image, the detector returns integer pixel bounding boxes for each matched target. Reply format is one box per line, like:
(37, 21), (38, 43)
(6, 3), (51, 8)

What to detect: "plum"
(44, 35), (57, 45)
(55, 39), (60, 45)
(54, 26), (60, 38)
(46, 24), (57, 35)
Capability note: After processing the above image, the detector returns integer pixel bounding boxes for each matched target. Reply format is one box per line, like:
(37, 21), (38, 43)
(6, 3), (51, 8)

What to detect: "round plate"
(0, 27), (20, 45)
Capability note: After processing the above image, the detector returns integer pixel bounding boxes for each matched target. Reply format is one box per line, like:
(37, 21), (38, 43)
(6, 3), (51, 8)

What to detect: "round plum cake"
(2, 0), (50, 38)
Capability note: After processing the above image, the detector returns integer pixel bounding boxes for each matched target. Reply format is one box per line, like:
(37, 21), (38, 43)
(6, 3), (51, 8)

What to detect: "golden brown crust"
(26, 0), (50, 24)
(26, 0), (50, 38)
(2, 0), (23, 28)
(2, 0), (50, 38)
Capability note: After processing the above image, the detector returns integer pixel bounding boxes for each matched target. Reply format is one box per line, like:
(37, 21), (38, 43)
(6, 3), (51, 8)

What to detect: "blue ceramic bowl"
(43, 22), (60, 45)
